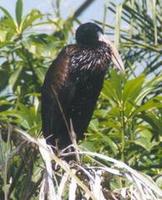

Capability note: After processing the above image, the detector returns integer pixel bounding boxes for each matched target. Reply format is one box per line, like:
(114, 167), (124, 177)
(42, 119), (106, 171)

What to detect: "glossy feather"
(41, 24), (112, 149)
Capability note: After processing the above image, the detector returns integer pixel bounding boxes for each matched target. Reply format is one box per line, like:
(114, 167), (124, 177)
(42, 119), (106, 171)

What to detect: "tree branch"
(73, 0), (96, 19)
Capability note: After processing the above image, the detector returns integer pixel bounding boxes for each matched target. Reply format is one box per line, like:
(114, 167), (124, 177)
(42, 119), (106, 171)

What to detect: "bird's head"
(76, 22), (103, 48)
(76, 22), (124, 71)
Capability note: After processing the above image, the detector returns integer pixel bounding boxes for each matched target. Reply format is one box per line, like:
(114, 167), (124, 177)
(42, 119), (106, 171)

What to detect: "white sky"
(0, 0), (121, 23)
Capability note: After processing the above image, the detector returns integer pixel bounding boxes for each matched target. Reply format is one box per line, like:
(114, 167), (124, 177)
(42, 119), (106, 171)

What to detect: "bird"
(41, 22), (124, 152)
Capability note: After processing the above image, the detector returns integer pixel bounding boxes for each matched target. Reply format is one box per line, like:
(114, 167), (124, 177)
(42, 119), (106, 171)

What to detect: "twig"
(73, 0), (96, 19)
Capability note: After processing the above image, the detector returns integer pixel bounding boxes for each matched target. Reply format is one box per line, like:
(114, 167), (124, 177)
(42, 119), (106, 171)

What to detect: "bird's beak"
(99, 34), (125, 72)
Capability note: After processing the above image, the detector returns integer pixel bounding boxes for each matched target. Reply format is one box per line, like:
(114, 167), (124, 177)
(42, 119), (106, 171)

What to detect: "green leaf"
(16, 0), (23, 26)
(89, 119), (99, 133)
(123, 75), (145, 103)
(102, 80), (118, 103)
(34, 67), (45, 84)
(0, 6), (15, 28)
(134, 97), (162, 114)
(114, 4), (122, 48)
(139, 113), (162, 140)
(132, 129), (154, 151)
(110, 70), (124, 100)
(15, 103), (40, 131)
(0, 63), (10, 91)
(9, 63), (23, 90)
(22, 9), (43, 31)
(156, 176), (162, 189)
(99, 133), (118, 154)
(102, 70), (124, 103)
(94, 109), (108, 118)
(0, 17), (17, 39)
(0, 30), (7, 43)
(150, 0), (157, 44)
(0, 6), (14, 21)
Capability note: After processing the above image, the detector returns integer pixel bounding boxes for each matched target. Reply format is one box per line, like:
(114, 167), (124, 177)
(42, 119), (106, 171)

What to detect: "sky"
(0, 0), (121, 28)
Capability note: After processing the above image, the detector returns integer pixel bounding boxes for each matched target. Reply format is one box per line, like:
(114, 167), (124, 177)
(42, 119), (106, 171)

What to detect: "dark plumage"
(41, 22), (123, 150)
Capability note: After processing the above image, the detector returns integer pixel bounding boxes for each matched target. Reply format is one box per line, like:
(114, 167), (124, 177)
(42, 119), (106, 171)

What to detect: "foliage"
(3, 130), (162, 200)
(88, 70), (162, 172)
(87, 0), (162, 179)
(0, 0), (162, 199)
(107, 0), (162, 75)
(0, 0), (72, 134)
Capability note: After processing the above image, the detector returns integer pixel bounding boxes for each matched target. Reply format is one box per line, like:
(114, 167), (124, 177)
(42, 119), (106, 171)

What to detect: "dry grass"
(12, 128), (162, 200)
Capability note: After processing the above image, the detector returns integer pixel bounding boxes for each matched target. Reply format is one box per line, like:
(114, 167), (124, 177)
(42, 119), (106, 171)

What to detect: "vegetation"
(0, 0), (162, 199)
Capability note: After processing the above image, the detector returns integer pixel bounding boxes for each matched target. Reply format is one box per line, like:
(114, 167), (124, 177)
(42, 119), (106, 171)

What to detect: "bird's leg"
(69, 119), (80, 163)
(50, 86), (80, 162)
(50, 86), (71, 134)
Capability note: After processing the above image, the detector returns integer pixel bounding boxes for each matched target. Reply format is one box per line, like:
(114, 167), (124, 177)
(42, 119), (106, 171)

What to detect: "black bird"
(41, 22), (124, 150)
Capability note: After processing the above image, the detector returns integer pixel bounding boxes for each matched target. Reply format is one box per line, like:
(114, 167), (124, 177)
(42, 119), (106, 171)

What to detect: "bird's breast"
(69, 43), (112, 72)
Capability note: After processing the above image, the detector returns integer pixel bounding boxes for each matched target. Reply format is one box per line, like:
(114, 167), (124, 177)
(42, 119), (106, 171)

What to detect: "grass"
(1, 125), (162, 200)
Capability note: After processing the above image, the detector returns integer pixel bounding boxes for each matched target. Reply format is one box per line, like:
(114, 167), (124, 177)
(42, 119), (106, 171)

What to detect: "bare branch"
(73, 0), (96, 19)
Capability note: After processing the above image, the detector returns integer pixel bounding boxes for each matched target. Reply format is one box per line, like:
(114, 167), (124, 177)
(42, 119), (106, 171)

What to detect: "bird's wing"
(69, 71), (105, 140)
(41, 46), (77, 147)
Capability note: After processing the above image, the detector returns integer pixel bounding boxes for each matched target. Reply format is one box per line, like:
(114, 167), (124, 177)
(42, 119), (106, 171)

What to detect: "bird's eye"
(97, 27), (103, 34)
